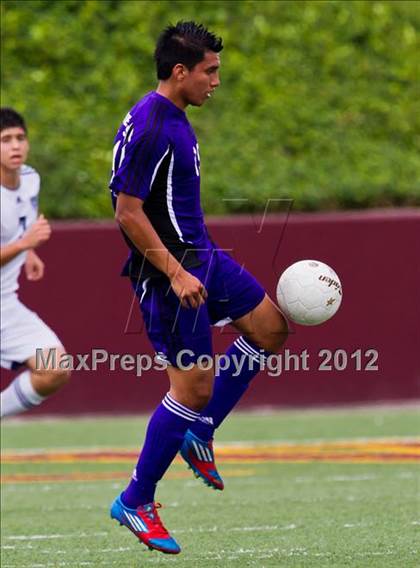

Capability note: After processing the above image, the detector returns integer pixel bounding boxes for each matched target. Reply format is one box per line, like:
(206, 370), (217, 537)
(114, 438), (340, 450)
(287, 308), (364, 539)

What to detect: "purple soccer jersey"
(110, 92), (212, 278)
(109, 90), (265, 365)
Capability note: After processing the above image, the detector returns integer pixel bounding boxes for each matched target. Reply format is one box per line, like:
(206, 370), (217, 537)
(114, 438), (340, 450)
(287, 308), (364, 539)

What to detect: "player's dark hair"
(0, 107), (27, 133)
(154, 21), (223, 80)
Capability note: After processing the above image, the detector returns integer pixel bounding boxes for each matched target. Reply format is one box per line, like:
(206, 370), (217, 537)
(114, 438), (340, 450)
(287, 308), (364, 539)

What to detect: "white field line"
(326, 474), (378, 482)
(2, 483), (123, 493)
(4, 521), (419, 546)
(1, 564), (107, 568)
(5, 532), (108, 541)
(172, 523), (297, 534)
(398, 471), (417, 479)
(98, 547), (132, 553)
(1, 565), (148, 568)
(1, 565), (94, 568)
(2, 547), (133, 554)
(2, 548), (418, 567)
(289, 473), (386, 485)
(182, 546), (407, 561)
(190, 545), (418, 561)
(3, 525), (295, 542)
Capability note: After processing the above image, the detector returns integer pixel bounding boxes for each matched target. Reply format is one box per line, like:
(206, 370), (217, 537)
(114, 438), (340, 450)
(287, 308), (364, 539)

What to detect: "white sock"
(1, 370), (46, 418)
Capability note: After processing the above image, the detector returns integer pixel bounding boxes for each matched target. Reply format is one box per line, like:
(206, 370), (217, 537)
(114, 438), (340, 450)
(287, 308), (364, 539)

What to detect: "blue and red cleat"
(180, 430), (224, 491)
(110, 494), (181, 554)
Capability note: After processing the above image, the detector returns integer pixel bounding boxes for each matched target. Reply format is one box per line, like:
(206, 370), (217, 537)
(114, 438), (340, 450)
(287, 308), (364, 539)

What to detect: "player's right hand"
(22, 214), (51, 249)
(171, 268), (208, 309)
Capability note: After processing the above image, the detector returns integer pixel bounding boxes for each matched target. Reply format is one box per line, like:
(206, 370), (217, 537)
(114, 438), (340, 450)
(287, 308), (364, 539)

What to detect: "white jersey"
(1, 164), (40, 301)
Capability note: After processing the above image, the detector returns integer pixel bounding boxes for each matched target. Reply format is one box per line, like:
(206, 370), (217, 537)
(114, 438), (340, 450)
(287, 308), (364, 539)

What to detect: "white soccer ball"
(276, 260), (342, 326)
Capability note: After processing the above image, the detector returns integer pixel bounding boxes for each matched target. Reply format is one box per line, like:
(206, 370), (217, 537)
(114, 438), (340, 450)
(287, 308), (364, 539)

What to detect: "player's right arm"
(111, 114), (207, 309)
(115, 193), (207, 309)
(0, 214), (51, 267)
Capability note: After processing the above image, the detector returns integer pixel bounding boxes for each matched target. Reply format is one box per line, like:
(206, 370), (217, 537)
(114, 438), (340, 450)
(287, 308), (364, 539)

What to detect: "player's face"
(0, 127), (29, 171)
(182, 51), (221, 107)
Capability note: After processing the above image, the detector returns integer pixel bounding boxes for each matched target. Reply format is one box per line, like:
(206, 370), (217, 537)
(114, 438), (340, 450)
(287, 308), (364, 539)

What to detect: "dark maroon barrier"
(1, 209), (419, 413)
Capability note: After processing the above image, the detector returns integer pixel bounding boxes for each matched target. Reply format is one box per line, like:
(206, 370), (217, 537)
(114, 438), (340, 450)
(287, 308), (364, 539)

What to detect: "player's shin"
(0, 370), (46, 417)
(122, 393), (200, 508)
(189, 336), (273, 441)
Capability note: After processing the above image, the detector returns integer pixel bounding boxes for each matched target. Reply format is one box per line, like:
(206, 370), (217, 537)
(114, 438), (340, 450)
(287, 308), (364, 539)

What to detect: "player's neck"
(156, 83), (187, 111)
(0, 166), (20, 190)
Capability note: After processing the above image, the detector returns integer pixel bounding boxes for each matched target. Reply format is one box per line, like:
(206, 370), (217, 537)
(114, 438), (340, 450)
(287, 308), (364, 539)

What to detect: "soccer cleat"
(110, 494), (181, 554)
(180, 430), (224, 491)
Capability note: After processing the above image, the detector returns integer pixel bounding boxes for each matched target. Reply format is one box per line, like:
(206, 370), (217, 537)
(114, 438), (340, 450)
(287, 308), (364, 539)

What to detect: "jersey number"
(110, 112), (134, 183)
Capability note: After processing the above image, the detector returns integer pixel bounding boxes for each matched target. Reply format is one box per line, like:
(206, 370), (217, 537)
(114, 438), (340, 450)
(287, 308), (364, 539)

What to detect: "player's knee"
(270, 316), (289, 351)
(171, 367), (213, 411)
(172, 389), (212, 412)
(191, 387), (212, 410)
(51, 367), (71, 388)
(42, 367), (70, 392)
(181, 380), (212, 411)
(253, 314), (289, 353)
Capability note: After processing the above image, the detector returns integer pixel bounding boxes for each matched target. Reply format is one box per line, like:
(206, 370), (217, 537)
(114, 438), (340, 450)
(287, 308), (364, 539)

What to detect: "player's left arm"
(24, 249), (45, 281)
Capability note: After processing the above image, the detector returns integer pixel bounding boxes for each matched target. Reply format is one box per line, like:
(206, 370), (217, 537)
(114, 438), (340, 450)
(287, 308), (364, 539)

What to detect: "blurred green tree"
(1, 0), (419, 217)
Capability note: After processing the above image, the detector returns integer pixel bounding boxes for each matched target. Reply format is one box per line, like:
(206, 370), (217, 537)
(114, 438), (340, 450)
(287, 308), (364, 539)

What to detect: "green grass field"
(1, 406), (419, 567)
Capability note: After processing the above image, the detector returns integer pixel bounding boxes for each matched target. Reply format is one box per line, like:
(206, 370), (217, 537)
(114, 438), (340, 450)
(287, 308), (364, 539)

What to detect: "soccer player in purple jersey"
(109, 22), (288, 554)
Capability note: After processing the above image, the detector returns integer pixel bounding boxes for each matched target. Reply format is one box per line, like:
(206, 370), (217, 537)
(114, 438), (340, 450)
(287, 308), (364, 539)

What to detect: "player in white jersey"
(0, 108), (70, 417)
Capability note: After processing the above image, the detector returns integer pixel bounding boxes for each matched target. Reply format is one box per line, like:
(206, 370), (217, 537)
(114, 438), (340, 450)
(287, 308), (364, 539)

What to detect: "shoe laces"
(138, 502), (169, 537)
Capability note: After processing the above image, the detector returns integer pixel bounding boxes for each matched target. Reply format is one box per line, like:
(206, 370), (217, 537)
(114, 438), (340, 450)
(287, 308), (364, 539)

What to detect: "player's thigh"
(232, 293), (288, 352)
(132, 274), (213, 368)
(206, 250), (266, 325)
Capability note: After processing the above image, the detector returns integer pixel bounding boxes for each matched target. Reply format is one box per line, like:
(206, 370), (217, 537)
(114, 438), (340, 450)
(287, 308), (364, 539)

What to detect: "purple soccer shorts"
(131, 247), (265, 367)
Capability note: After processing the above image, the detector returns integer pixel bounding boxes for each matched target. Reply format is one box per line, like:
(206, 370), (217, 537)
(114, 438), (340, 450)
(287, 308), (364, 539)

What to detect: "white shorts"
(1, 296), (62, 370)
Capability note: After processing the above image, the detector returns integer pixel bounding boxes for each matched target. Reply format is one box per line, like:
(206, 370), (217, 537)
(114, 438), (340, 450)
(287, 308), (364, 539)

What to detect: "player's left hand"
(25, 250), (45, 281)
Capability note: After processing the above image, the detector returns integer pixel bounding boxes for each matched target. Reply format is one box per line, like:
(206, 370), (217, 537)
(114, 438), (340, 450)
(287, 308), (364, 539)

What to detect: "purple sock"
(190, 336), (272, 442)
(122, 393), (200, 508)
